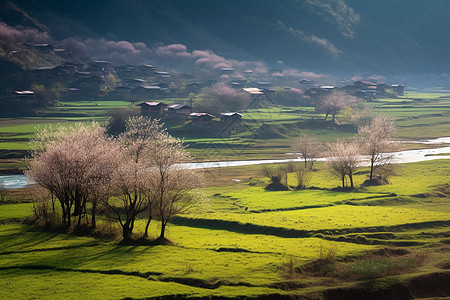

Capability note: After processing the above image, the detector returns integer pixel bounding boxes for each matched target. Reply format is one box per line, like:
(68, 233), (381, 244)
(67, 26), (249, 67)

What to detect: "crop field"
(1, 158), (449, 298)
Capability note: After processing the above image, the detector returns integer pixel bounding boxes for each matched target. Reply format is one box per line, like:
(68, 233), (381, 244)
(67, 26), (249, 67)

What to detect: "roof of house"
(190, 113), (215, 118)
(221, 112), (243, 117)
(167, 104), (191, 110)
(220, 67), (234, 72)
(243, 87), (264, 95)
(138, 102), (166, 107)
(15, 90), (34, 95)
(355, 80), (377, 85)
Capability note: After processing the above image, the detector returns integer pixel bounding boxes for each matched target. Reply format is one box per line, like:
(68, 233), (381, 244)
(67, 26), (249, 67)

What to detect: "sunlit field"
(1, 157), (449, 298)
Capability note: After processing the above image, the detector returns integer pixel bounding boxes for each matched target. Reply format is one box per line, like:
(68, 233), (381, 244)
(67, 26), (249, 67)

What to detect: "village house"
(243, 70), (254, 77)
(125, 78), (146, 87)
(30, 66), (58, 79)
(190, 113), (215, 127)
(390, 84), (405, 96)
(87, 61), (111, 77)
(155, 71), (170, 80)
(219, 67), (234, 76)
(14, 90), (35, 101)
(114, 86), (132, 95)
(133, 86), (163, 99)
(137, 64), (156, 75)
(165, 104), (193, 119)
(138, 101), (167, 117)
(220, 112), (243, 124)
(77, 75), (106, 92)
(116, 66), (137, 80)
(23, 43), (55, 53)
(186, 82), (204, 93)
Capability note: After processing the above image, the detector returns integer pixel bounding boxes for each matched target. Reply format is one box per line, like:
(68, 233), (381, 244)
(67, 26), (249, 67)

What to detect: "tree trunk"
(342, 175), (345, 188)
(91, 202), (97, 229)
(143, 213), (152, 238)
(122, 221), (132, 241)
(369, 157), (375, 181)
(349, 172), (354, 188)
(159, 219), (166, 240)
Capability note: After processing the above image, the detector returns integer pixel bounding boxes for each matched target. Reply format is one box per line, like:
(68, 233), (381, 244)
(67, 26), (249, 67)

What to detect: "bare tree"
(358, 115), (399, 183)
(144, 133), (202, 242)
(294, 164), (313, 190)
(27, 123), (119, 228)
(326, 140), (362, 188)
(105, 116), (165, 241)
(292, 134), (321, 168)
(317, 90), (357, 121)
(261, 164), (289, 191)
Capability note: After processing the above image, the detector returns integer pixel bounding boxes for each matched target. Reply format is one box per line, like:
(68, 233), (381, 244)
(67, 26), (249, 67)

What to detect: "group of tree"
(26, 117), (202, 243)
(326, 115), (399, 188)
(315, 90), (358, 122)
(284, 115), (399, 190)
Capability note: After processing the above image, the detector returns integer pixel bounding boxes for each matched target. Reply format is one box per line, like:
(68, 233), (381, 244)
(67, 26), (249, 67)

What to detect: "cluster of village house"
(138, 101), (243, 127)
(7, 43), (405, 119)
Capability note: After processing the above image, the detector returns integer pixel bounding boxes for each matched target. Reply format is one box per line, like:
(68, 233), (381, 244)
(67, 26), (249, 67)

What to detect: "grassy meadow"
(0, 91), (449, 299)
(0, 158), (449, 299)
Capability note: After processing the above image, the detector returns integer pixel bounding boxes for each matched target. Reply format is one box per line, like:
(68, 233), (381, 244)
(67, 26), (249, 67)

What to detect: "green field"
(0, 91), (449, 298)
(2, 91), (450, 161)
(0, 159), (449, 299)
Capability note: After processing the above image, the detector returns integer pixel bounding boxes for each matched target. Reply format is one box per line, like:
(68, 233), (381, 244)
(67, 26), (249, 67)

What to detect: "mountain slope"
(1, 0), (450, 74)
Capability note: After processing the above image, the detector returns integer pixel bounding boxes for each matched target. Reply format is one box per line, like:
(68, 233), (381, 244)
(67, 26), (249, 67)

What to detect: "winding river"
(1, 137), (449, 189)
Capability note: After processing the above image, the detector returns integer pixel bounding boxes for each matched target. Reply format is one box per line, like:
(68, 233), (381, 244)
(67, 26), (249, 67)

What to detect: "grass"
(0, 92), (449, 298)
(0, 203), (33, 220)
(0, 158), (448, 298)
(1, 91), (450, 161)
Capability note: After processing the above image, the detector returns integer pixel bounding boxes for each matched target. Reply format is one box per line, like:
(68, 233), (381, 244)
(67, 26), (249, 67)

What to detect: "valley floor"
(0, 159), (449, 299)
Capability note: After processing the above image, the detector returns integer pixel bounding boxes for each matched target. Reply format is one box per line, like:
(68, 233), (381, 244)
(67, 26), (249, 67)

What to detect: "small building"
(138, 102), (167, 116)
(304, 88), (331, 98)
(256, 82), (272, 89)
(186, 82), (204, 93)
(88, 60), (111, 76)
(78, 75), (106, 91)
(190, 113), (215, 127)
(243, 70), (254, 77)
(390, 84), (405, 96)
(166, 104), (193, 119)
(133, 86), (163, 99)
(354, 80), (377, 90)
(220, 112), (243, 123)
(155, 71), (170, 79)
(68, 88), (80, 94)
(219, 67), (234, 75)
(125, 78), (146, 87)
(356, 90), (378, 101)
(31, 66), (59, 79)
(114, 86), (132, 95)
(138, 64), (156, 74)
(14, 90), (35, 101)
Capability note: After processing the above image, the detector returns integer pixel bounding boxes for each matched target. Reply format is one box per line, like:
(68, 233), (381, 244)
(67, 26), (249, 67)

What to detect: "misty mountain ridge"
(1, 0), (450, 83)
